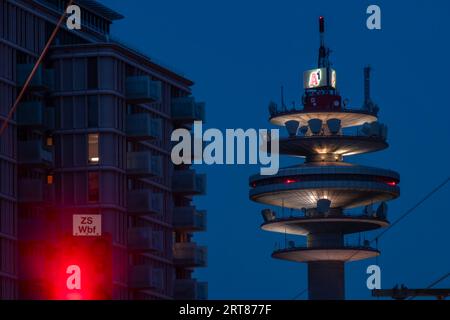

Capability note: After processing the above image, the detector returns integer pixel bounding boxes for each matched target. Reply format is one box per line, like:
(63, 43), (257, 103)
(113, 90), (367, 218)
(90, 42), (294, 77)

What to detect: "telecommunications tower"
(249, 17), (400, 300)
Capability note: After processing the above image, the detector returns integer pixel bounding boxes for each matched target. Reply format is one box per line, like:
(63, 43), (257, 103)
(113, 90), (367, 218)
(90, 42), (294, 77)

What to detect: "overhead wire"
(0, 0), (74, 136)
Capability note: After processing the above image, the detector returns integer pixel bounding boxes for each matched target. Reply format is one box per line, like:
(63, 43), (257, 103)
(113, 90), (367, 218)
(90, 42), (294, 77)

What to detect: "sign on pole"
(73, 215), (101, 236)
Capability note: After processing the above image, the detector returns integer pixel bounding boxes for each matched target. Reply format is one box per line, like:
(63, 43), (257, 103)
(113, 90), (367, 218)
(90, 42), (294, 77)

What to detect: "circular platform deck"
(261, 215), (389, 235)
(272, 246), (380, 262)
(270, 109), (377, 128)
(249, 162), (400, 209)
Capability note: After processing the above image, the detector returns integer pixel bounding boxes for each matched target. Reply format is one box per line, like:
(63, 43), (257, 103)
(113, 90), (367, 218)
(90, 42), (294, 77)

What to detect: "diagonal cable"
(0, 0), (74, 136)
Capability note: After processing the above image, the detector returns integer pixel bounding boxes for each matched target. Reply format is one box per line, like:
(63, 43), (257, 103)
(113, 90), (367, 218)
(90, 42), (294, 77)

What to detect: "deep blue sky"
(101, 0), (450, 299)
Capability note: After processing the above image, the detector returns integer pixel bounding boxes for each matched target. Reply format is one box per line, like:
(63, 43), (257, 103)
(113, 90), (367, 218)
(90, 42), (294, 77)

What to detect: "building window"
(87, 57), (98, 89)
(47, 175), (54, 185)
(88, 172), (99, 202)
(88, 133), (99, 164)
(46, 135), (53, 147)
(88, 96), (99, 127)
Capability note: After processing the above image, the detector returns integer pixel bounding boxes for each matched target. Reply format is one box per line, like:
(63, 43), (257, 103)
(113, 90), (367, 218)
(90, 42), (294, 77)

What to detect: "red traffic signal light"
(49, 234), (112, 300)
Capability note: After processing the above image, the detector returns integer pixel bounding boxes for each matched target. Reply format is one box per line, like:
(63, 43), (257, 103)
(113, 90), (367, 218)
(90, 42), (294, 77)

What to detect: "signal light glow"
(49, 235), (112, 300)
(285, 178), (297, 184)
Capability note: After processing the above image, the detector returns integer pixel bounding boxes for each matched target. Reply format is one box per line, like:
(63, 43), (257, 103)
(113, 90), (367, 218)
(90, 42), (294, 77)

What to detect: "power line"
(373, 176), (450, 242)
(345, 176), (450, 262)
(291, 176), (450, 300)
(408, 272), (450, 300)
(426, 272), (450, 288)
(292, 287), (307, 300)
(0, 0), (74, 136)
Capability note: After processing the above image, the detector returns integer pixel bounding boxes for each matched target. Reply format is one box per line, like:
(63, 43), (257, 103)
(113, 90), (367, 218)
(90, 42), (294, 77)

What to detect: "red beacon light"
(285, 178), (298, 184)
(319, 16), (325, 33)
(386, 181), (397, 187)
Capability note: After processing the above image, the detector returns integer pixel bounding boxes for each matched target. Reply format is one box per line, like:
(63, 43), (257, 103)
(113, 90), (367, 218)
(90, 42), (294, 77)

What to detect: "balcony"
(171, 97), (205, 123)
(18, 179), (54, 203)
(125, 76), (161, 103)
(126, 114), (161, 140)
(172, 170), (206, 195)
(17, 101), (55, 129)
(174, 279), (208, 300)
(128, 228), (163, 252)
(173, 206), (206, 232)
(173, 242), (207, 268)
(127, 190), (163, 215)
(18, 140), (53, 166)
(127, 152), (162, 177)
(129, 265), (164, 290)
(17, 64), (54, 91)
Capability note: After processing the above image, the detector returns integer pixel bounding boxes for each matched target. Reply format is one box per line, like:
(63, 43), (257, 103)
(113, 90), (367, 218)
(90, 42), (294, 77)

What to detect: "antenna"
(281, 85), (286, 110)
(363, 66), (379, 114)
(318, 16), (330, 68)
(364, 66), (372, 108)
(319, 16), (325, 46)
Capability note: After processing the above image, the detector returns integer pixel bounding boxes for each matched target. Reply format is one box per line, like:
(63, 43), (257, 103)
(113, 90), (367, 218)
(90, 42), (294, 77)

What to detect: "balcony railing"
(127, 152), (162, 177)
(262, 208), (388, 222)
(18, 179), (54, 203)
(129, 265), (164, 290)
(171, 97), (205, 123)
(125, 76), (161, 103)
(128, 228), (163, 252)
(273, 242), (377, 252)
(174, 279), (208, 300)
(127, 190), (163, 215)
(18, 141), (53, 166)
(172, 170), (206, 195)
(278, 117), (387, 141)
(17, 64), (54, 91)
(268, 100), (378, 118)
(126, 113), (161, 140)
(17, 101), (54, 129)
(173, 242), (207, 268)
(173, 206), (206, 231)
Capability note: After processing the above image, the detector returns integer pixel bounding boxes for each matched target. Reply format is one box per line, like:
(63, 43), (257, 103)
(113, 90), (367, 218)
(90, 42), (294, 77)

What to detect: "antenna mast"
(281, 85), (286, 110)
(363, 66), (378, 114)
(318, 16), (330, 68)
(364, 66), (372, 108)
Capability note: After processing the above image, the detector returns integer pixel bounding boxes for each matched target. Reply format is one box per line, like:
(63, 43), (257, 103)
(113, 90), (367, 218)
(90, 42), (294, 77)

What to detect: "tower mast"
(318, 16), (329, 68)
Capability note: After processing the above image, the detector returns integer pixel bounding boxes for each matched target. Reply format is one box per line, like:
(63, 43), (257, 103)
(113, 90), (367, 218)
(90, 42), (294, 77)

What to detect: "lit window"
(46, 135), (53, 147)
(88, 133), (99, 164)
(47, 175), (54, 185)
(88, 172), (99, 202)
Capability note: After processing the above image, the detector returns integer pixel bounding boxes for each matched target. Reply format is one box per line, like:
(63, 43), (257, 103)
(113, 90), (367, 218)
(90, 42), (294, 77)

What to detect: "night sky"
(101, 0), (450, 299)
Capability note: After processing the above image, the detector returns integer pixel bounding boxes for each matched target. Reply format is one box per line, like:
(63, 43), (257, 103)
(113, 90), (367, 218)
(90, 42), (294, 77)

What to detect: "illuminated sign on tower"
(303, 68), (336, 89)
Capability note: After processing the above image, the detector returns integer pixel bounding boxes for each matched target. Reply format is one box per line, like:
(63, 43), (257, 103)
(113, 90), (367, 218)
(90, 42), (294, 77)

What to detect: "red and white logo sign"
(309, 69), (321, 87)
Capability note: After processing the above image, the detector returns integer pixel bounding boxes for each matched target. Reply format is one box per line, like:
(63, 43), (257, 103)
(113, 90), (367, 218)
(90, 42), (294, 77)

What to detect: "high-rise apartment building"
(0, 0), (207, 299)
